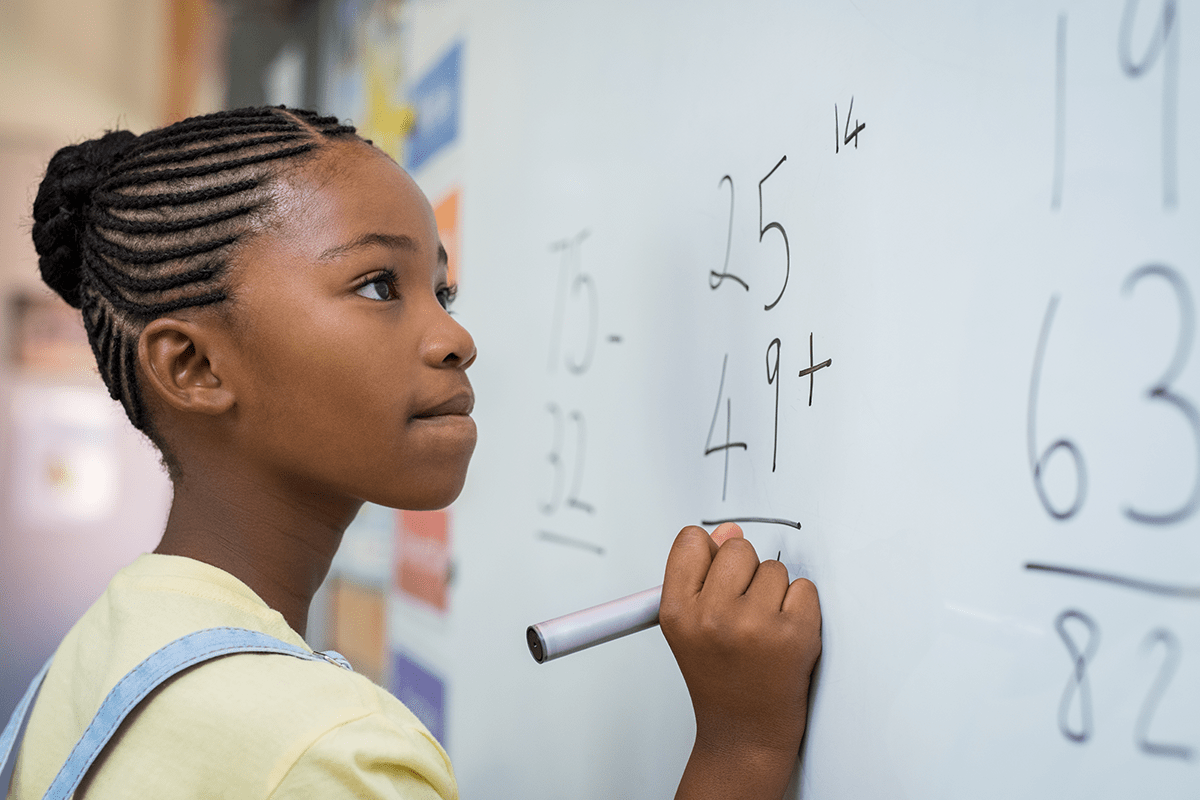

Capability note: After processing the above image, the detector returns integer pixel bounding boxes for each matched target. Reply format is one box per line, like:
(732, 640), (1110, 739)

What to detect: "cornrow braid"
(31, 106), (362, 462)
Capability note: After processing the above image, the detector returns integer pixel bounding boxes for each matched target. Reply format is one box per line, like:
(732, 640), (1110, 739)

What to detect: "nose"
(422, 304), (476, 369)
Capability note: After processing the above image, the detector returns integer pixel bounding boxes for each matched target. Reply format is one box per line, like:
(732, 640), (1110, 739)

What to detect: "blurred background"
(0, 0), (438, 758)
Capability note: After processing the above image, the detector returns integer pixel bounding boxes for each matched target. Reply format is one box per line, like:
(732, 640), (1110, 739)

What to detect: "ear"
(137, 317), (236, 416)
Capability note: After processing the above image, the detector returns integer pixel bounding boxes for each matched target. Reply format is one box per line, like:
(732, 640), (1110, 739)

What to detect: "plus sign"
(797, 332), (832, 406)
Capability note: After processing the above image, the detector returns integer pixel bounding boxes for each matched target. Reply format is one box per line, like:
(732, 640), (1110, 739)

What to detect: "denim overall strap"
(0, 658), (52, 779)
(0, 627), (351, 800)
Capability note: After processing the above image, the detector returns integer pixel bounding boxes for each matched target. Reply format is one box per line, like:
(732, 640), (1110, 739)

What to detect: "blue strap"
(0, 658), (52, 779)
(0, 627), (352, 800)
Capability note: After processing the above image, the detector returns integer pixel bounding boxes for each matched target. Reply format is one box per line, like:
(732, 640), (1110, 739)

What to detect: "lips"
(412, 390), (474, 419)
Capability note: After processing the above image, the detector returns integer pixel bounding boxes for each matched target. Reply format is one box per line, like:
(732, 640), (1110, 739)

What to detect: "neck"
(154, 466), (361, 637)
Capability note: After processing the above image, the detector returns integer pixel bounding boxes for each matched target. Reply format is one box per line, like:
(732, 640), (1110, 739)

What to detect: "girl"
(8, 106), (821, 799)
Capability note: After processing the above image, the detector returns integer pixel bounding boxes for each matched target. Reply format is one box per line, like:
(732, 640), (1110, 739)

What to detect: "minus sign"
(537, 530), (606, 555)
(700, 516), (802, 530)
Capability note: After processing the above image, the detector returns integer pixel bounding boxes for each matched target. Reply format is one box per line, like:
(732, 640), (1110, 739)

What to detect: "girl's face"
(216, 141), (476, 511)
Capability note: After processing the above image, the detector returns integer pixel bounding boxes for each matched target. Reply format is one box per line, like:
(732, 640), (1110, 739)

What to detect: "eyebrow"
(318, 232), (448, 266)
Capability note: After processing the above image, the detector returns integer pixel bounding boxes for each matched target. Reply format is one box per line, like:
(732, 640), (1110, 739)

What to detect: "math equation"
(529, 80), (869, 559)
(1029, 0), (1199, 767)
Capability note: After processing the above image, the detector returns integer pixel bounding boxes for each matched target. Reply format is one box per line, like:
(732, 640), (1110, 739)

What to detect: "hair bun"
(31, 129), (138, 308)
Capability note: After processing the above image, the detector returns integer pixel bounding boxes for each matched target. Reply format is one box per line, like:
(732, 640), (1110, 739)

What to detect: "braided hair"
(31, 106), (361, 469)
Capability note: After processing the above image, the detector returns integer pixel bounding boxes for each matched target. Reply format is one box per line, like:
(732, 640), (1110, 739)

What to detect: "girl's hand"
(660, 523), (822, 800)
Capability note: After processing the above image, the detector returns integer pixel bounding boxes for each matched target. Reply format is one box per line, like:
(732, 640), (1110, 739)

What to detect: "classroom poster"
(328, 578), (387, 684)
(405, 40), (462, 172)
(394, 509), (451, 612)
(8, 384), (121, 527)
(322, 0), (413, 163)
(390, 649), (447, 746)
(433, 188), (461, 283)
(8, 294), (94, 377)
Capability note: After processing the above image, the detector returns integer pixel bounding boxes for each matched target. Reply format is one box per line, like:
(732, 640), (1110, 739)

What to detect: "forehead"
(258, 141), (439, 264)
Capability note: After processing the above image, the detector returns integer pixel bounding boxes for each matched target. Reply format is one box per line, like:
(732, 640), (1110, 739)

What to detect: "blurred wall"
(0, 0), (227, 768)
(226, 0), (322, 110)
(0, 0), (166, 152)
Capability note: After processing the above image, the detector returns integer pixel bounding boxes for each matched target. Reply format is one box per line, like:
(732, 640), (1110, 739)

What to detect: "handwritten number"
(1118, 0), (1175, 78)
(566, 239), (598, 375)
(1135, 629), (1193, 760)
(568, 273), (598, 375)
(565, 410), (595, 513)
(834, 98), (866, 153)
(1122, 265), (1199, 524)
(711, 158), (791, 308)
(1048, 616), (1195, 757)
(705, 354), (748, 501)
(540, 403), (565, 514)
(1055, 609), (1100, 743)
(711, 175), (748, 291)
(1118, 0), (1179, 207)
(540, 404), (594, 516)
(1052, 14), (1067, 209)
(766, 338), (781, 472)
(842, 97), (865, 148)
(1057, 6), (1179, 207)
(548, 231), (597, 374)
(758, 156), (790, 311)
(1028, 296), (1088, 520)
(1030, 270), (1198, 523)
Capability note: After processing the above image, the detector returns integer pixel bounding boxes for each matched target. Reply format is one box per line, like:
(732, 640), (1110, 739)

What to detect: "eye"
(437, 283), (458, 310)
(355, 271), (397, 301)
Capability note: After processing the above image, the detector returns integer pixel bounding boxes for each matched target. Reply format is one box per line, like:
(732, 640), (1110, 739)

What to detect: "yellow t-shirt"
(8, 554), (457, 799)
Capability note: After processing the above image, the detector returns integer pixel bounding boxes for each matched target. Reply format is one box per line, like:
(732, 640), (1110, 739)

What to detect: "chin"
(379, 461), (472, 512)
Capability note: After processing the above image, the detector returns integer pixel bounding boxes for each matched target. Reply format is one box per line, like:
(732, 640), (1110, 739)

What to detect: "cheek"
(238, 301), (412, 435)
(228, 301), (474, 507)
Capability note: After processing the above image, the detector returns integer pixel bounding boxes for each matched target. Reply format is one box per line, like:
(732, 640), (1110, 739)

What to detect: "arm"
(659, 524), (822, 800)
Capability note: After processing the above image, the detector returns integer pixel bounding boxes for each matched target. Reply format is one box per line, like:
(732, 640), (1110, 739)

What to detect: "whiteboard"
(391, 2), (1200, 797)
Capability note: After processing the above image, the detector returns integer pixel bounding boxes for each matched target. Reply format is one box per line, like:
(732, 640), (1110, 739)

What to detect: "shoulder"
(16, 556), (457, 798)
(86, 651), (456, 799)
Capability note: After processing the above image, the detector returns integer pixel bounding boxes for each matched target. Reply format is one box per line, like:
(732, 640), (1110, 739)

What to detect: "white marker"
(526, 585), (663, 663)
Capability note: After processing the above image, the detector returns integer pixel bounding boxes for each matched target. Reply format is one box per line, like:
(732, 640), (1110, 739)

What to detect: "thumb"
(710, 521), (743, 548)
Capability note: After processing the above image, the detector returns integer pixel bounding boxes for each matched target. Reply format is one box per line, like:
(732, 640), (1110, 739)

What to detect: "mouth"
(412, 390), (475, 420)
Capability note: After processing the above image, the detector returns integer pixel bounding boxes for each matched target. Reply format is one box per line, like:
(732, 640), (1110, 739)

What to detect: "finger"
(663, 526), (718, 598)
(781, 577), (821, 622)
(709, 521), (743, 547)
(743, 558), (792, 610)
(701, 537), (760, 600)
